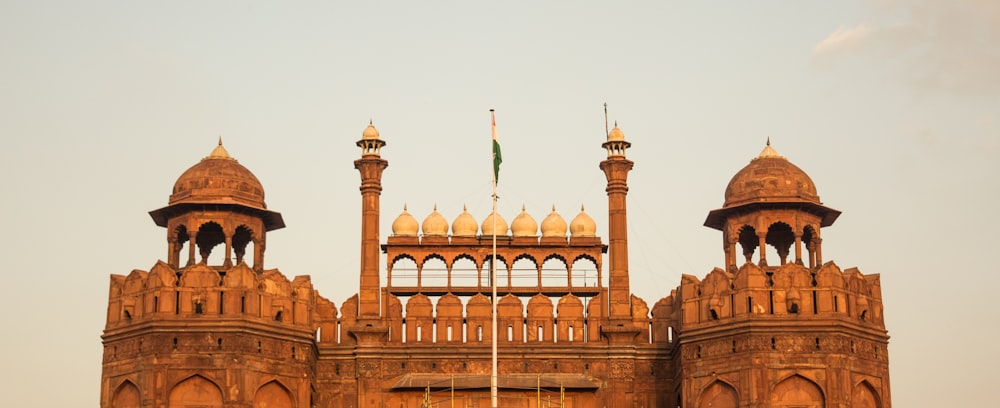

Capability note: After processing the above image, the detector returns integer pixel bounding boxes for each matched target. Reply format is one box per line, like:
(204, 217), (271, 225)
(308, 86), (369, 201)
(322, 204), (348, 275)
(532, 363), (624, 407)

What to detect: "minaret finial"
(218, 135), (223, 146)
(604, 102), (610, 138)
(767, 136), (771, 146)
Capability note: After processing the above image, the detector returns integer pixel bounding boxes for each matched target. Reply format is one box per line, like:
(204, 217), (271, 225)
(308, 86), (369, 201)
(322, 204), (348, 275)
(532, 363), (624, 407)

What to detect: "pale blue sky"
(1, 1), (997, 406)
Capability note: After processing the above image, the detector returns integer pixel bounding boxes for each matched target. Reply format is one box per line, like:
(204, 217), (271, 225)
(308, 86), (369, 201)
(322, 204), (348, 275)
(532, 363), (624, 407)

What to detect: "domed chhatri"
(421, 205), (449, 236)
(391, 205), (419, 237)
(169, 139), (267, 210)
(705, 139), (840, 230)
(723, 140), (820, 208)
(356, 120), (386, 156)
(540, 205), (568, 237)
(362, 120), (380, 140)
(607, 123), (626, 142)
(511, 205), (539, 237)
(451, 205), (478, 237)
(481, 210), (509, 237)
(570, 205), (597, 237)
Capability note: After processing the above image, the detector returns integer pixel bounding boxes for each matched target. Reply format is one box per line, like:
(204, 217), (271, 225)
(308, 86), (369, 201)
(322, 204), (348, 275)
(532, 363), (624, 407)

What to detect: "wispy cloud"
(813, 24), (877, 57)
(812, 0), (1000, 96)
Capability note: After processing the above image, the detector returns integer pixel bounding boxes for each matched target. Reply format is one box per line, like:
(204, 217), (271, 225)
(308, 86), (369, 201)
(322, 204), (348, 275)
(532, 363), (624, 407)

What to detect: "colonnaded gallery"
(101, 122), (891, 407)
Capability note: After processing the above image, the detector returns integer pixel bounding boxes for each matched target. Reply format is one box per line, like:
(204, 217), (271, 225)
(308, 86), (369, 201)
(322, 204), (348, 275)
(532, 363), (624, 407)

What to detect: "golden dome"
(391, 205), (419, 236)
(723, 140), (820, 208)
(540, 205), (567, 237)
(569, 205), (597, 237)
(421, 205), (449, 236)
(481, 210), (509, 236)
(451, 205), (478, 237)
(169, 140), (266, 209)
(510, 205), (538, 237)
(362, 120), (380, 140)
(607, 123), (626, 142)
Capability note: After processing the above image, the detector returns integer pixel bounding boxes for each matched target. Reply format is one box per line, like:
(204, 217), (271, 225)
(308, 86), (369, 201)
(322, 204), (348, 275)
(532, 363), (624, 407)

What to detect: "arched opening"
(111, 380), (140, 408)
(510, 255), (538, 288)
(770, 374), (825, 407)
(571, 256), (600, 288)
(541, 256), (568, 287)
(738, 225), (758, 265)
(766, 222), (795, 265)
(851, 381), (882, 408)
(195, 222), (225, 266)
(803, 225), (818, 268)
(485, 256), (508, 289)
(451, 255), (478, 288)
(698, 380), (738, 408)
(253, 380), (293, 408)
(168, 375), (223, 407)
(421, 255), (448, 288)
(232, 225), (255, 268)
(172, 225), (191, 267)
(388, 256), (418, 288)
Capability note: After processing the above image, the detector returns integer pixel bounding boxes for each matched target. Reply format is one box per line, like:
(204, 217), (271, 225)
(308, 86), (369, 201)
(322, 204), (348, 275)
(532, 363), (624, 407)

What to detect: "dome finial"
(756, 137), (784, 160)
(206, 136), (233, 160)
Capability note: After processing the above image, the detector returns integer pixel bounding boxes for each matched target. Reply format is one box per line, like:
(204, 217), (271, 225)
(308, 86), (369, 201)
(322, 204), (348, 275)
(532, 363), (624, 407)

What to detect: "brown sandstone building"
(101, 123), (891, 407)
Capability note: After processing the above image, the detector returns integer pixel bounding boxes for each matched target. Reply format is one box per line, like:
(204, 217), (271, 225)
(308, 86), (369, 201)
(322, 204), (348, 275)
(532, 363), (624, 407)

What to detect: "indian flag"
(491, 109), (502, 183)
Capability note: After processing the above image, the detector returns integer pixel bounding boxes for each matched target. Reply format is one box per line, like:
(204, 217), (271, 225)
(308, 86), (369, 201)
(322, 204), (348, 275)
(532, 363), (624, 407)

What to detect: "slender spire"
(604, 102), (610, 138)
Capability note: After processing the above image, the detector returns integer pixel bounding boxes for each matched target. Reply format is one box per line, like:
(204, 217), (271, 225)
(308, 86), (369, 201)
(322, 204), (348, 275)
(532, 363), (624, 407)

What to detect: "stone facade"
(101, 127), (890, 407)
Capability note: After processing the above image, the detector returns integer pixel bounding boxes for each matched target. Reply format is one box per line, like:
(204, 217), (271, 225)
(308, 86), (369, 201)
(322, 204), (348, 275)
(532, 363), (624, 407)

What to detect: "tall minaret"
(354, 121), (387, 319)
(600, 122), (634, 324)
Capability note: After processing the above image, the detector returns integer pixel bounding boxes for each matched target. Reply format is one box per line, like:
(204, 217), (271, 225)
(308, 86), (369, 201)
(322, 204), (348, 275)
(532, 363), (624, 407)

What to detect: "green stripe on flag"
(493, 139), (502, 182)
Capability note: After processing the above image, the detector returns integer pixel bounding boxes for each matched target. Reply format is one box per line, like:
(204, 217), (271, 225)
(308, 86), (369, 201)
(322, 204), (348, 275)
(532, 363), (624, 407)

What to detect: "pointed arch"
(571, 255), (600, 288)
(389, 254), (418, 288)
(420, 254), (448, 287)
(541, 255), (568, 287)
(111, 380), (140, 408)
(510, 253), (538, 287)
(194, 222), (225, 265)
(851, 380), (882, 408)
(737, 225), (758, 264)
(766, 221), (795, 265)
(698, 380), (738, 408)
(253, 380), (294, 407)
(770, 374), (824, 407)
(451, 254), (479, 287)
(232, 224), (255, 267)
(168, 374), (223, 407)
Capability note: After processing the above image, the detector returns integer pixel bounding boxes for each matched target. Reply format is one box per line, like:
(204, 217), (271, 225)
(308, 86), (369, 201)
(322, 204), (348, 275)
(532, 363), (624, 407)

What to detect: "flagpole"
(489, 108), (499, 408)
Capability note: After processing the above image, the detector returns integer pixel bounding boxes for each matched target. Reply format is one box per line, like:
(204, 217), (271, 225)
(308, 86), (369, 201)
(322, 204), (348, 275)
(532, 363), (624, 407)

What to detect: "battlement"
(105, 261), (316, 332)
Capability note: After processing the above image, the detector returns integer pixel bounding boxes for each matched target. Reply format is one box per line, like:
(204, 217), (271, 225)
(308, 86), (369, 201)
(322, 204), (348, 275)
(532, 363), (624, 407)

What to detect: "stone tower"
(101, 141), (318, 407)
(674, 141), (891, 407)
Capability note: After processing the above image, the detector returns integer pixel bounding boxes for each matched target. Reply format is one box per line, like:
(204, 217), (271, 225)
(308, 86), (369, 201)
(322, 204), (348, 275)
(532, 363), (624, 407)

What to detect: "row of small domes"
(392, 205), (597, 238)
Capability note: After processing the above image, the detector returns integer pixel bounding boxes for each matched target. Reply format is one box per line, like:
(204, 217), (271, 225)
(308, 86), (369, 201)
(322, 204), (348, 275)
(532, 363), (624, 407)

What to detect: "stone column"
(757, 233), (768, 266)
